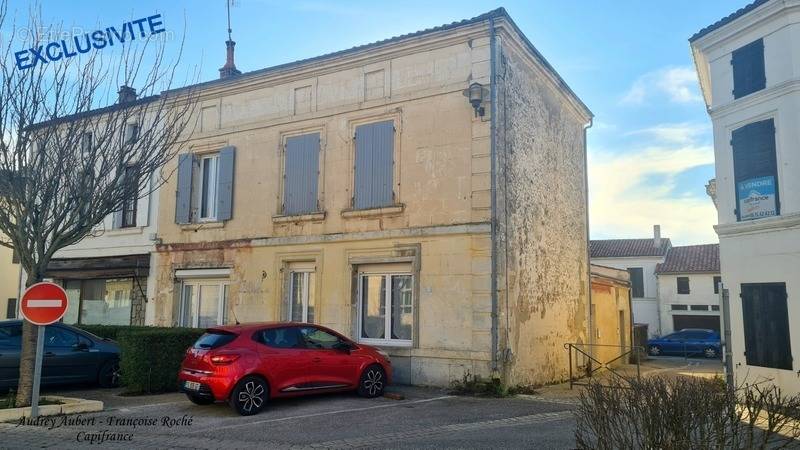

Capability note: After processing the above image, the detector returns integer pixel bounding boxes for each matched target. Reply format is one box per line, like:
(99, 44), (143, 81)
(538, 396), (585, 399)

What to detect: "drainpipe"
(489, 17), (499, 376)
(583, 122), (594, 356)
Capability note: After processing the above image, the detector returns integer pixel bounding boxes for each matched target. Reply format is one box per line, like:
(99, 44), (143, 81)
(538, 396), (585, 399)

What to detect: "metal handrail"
(564, 343), (645, 389)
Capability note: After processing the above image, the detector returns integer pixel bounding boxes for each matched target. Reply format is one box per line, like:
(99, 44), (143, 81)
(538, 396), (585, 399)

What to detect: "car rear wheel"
(703, 347), (718, 359)
(229, 376), (268, 416)
(648, 345), (662, 357)
(98, 359), (121, 388)
(357, 365), (386, 398)
(186, 394), (215, 405)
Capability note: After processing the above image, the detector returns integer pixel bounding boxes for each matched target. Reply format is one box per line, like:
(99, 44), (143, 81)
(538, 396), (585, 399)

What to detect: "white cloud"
(625, 122), (710, 145)
(588, 127), (718, 245)
(621, 66), (703, 105)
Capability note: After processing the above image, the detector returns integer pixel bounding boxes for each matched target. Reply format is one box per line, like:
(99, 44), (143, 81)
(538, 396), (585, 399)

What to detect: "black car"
(0, 320), (120, 390)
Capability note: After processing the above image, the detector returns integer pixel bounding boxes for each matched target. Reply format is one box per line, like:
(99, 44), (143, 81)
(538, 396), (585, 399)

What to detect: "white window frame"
(288, 270), (314, 323)
(179, 279), (229, 328)
(357, 271), (413, 347)
(196, 153), (220, 222)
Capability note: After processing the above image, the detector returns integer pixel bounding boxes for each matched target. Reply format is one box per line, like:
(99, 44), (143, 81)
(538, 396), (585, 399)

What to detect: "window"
(119, 165), (138, 228)
(62, 278), (134, 325)
(731, 38), (765, 99)
(174, 147), (236, 224)
(180, 280), (229, 328)
(732, 119), (779, 221)
(690, 305), (709, 311)
(741, 283), (792, 370)
(193, 331), (236, 350)
(713, 276), (722, 294)
(258, 327), (305, 349)
(287, 269), (315, 323)
(44, 327), (79, 348)
(711, 305), (720, 311)
(0, 324), (21, 346)
(81, 132), (92, 154)
(299, 326), (341, 350)
(354, 120), (395, 210)
(627, 268), (644, 298)
(6, 298), (16, 319)
(671, 304), (688, 311)
(358, 272), (413, 346)
(283, 133), (320, 215)
(677, 277), (690, 295)
(125, 124), (140, 144)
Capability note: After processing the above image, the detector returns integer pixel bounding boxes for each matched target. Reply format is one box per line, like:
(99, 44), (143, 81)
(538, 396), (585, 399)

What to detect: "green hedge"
(75, 325), (205, 395)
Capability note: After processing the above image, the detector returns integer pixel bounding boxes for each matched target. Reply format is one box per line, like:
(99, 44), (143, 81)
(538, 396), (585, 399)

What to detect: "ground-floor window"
(62, 278), (134, 325)
(741, 282), (792, 370)
(180, 280), (229, 328)
(288, 270), (315, 323)
(358, 270), (413, 346)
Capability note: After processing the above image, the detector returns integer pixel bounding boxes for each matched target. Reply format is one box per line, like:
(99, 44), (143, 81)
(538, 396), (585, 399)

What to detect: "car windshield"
(194, 331), (237, 349)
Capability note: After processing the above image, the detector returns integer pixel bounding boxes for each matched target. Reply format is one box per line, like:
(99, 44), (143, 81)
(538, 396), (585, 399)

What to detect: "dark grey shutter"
(731, 118), (779, 220)
(216, 146), (236, 221)
(741, 283), (791, 370)
(731, 39), (765, 99)
(175, 153), (194, 224)
(354, 121), (394, 209)
(284, 133), (320, 215)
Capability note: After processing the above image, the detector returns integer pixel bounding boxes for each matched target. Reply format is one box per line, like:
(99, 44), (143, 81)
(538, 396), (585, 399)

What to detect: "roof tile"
(590, 238), (672, 258)
(656, 244), (720, 274)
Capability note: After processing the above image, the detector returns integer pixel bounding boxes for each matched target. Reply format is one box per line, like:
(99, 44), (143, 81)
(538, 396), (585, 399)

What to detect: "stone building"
(691, 0), (800, 394)
(148, 8), (592, 386)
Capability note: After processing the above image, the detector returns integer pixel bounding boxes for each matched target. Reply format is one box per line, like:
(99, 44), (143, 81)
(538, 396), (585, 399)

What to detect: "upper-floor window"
(731, 38), (765, 99)
(354, 120), (395, 210)
(731, 119), (779, 221)
(283, 133), (320, 216)
(119, 165), (138, 228)
(627, 267), (644, 298)
(125, 124), (140, 144)
(713, 276), (722, 294)
(175, 147), (236, 224)
(677, 277), (690, 295)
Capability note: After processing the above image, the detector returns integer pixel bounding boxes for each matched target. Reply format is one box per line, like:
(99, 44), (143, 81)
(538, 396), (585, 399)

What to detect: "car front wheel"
(648, 345), (662, 356)
(357, 365), (386, 398)
(229, 376), (268, 416)
(704, 347), (718, 359)
(98, 359), (121, 388)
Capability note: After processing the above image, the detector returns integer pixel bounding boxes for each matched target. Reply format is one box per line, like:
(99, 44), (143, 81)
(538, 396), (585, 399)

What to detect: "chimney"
(118, 85), (137, 104)
(219, 39), (242, 79)
(653, 225), (661, 249)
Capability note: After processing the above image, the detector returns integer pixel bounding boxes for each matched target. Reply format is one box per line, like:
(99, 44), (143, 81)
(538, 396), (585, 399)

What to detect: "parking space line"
(188, 395), (455, 434)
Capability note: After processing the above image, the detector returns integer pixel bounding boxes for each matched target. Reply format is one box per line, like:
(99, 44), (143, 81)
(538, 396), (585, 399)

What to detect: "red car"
(178, 322), (392, 415)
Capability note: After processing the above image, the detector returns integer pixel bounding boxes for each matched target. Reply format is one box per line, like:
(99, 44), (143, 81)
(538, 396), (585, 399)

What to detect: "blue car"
(647, 328), (721, 359)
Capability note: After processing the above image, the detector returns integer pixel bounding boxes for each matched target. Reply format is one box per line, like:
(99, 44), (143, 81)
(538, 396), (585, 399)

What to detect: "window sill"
(715, 212), (800, 237)
(358, 339), (412, 349)
(105, 226), (144, 236)
(272, 211), (326, 224)
(341, 204), (404, 219)
(179, 221), (225, 231)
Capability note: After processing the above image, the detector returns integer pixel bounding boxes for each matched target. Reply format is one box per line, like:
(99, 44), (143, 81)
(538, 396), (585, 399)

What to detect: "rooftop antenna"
(219, 0), (242, 79)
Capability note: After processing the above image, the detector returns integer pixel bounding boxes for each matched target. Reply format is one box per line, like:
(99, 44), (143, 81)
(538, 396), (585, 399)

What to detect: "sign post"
(19, 282), (69, 418)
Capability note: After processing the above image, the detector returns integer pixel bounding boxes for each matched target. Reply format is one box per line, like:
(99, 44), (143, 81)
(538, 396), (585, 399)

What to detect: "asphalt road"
(0, 386), (579, 449)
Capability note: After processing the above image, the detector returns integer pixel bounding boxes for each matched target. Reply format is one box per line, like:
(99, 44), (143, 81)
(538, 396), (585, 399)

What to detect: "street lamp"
(463, 82), (488, 117)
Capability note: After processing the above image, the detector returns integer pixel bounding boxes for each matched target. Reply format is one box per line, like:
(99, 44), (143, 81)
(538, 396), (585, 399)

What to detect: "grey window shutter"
(731, 118), (779, 220)
(354, 120), (394, 209)
(136, 174), (151, 227)
(732, 39), (765, 99)
(175, 153), (194, 224)
(112, 210), (123, 229)
(216, 146), (236, 221)
(284, 133), (320, 215)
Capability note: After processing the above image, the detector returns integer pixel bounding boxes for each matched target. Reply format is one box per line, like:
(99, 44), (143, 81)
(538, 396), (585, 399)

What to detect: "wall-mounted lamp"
(463, 82), (489, 117)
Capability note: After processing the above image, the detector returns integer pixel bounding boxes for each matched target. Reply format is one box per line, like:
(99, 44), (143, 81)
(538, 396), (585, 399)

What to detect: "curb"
(0, 396), (104, 423)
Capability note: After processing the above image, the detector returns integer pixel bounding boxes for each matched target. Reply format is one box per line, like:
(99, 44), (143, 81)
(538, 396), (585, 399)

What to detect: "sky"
(5, 0), (747, 246)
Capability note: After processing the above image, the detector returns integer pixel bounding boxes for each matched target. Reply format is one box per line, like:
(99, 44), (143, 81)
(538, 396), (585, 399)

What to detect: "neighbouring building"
(147, 8), (593, 386)
(655, 244), (721, 335)
(0, 235), (21, 319)
(691, 0), (800, 393)
(589, 264), (632, 367)
(590, 226), (672, 337)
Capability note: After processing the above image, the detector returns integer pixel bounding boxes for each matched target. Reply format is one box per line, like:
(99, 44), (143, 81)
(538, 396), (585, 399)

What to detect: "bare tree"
(0, 2), (197, 406)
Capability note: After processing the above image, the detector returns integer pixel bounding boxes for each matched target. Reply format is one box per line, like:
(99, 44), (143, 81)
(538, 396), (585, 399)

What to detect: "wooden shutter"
(627, 268), (644, 298)
(283, 133), (320, 215)
(354, 121), (394, 209)
(216, 146), (236, 221)
(174, 153), (194, 224)
(731, 39), (765, 99)
(731, 118), (779, 220)
(741, 283), (792, 370)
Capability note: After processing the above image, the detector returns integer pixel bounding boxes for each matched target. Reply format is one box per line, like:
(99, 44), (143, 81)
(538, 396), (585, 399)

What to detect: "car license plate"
(185, 381), (201, 391)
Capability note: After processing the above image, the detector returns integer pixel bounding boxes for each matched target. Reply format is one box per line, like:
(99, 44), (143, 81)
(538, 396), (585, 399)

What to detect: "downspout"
(583, 122), (594, 357)
(489, 17), (499, 375)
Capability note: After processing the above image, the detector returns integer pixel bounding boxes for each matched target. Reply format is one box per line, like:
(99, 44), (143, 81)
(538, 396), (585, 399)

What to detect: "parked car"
(0, 320), (121, 390)
(647, 328), (721, 358)
(179, 322), (392, 416)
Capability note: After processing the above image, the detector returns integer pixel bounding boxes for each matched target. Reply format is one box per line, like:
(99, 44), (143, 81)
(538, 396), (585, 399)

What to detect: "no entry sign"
(20, 282), (69, 326)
